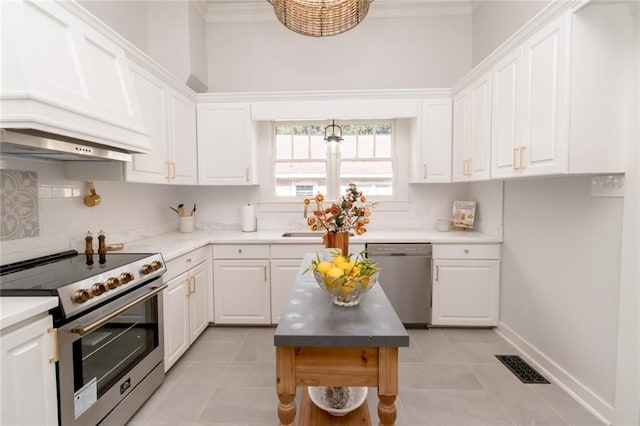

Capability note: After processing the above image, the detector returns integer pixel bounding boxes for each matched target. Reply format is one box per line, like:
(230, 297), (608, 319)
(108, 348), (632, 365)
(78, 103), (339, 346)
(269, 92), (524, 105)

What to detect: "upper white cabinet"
(491, 15), (570, 178)
(125, 62), (197, 185)
(1, 314), (58, 426)
(452, 72), (492, 182)
(0, 0), (150, 152)
(411, 98), (453, 183)
(196, 102), (256, 185)
(486, 4), (632, 178)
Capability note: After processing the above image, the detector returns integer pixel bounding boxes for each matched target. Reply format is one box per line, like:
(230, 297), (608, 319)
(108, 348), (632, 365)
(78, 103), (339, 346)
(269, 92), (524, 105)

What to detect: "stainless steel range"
(0, 250), (167, 426)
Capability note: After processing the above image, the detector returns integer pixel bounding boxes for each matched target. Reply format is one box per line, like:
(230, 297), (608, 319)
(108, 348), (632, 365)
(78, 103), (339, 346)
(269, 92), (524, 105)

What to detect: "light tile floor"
(128, 327), (604, 426)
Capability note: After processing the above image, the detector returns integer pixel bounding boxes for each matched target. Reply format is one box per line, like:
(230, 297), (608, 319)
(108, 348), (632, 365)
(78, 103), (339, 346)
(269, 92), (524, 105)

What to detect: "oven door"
(58, 279), (165, 426)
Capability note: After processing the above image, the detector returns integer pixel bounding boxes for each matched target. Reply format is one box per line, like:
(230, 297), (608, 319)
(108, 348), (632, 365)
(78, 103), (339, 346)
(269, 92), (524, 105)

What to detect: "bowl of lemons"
(305, 250), (380, 307)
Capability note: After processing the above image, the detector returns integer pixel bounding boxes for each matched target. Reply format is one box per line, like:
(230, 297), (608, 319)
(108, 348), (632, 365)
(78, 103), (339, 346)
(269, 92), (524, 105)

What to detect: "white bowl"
(307, 386), (368, 417)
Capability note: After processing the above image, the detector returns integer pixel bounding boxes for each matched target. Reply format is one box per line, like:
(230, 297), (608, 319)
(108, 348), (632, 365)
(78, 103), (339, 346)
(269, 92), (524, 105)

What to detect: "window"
(273, 120), (394, 199)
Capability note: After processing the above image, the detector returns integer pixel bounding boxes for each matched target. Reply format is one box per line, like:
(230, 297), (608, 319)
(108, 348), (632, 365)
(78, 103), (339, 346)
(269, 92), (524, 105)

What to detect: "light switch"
(591, 175), (625, 198)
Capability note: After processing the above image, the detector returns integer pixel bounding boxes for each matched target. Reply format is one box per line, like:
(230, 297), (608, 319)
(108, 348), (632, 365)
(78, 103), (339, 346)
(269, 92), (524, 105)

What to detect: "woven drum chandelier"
(267, 0), (373, 37)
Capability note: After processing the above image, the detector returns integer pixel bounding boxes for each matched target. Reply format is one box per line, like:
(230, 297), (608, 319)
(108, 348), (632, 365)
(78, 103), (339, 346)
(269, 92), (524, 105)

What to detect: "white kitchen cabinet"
(163, 246), (212, 370)
(0, 0), (149, 152)
(213, 259), (271, 324)
(125, 62), (197, 185)
(487, 6), (631, 179)
(411, 98), (453, 183)
(0, 314), (58, 426)
(213, 244), (271, 324)
(452, 72), (492, 182)
(431, 244), (501, 326)
(491, 49), (522, 179)
(490, 14), (570, 178)
(270, 259), (303, 324)
(197, 102), (257, 185)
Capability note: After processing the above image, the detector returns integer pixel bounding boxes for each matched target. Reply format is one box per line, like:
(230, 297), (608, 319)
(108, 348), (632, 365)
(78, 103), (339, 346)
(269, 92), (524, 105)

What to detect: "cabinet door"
(451, 90), (469, 182)
(163, 272), (190, 371)
(520, 14), (570, 176)
(213, 259), (270, 324)
(188, 261), (210, 343)
(197, 103), (255, 185)
(432, 259), (500, 326)
(491, 50), (522, 179)
(270, 259), (302, 324)
(415, 98), (452, 183)
(0, 315), (57, 425)
(126, 64), (169, 184)
(168, 90), (198, 185)
(468, 72), (492, 181)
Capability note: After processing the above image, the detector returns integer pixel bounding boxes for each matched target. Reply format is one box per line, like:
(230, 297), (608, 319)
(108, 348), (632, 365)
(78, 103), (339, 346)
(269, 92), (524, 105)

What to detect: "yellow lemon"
(360, 276), (371, 288)
(332, 255), (346, 267)
(324, 267), (345, 290)
(339, 283), (355, 296)
(316, 261), (332, 276)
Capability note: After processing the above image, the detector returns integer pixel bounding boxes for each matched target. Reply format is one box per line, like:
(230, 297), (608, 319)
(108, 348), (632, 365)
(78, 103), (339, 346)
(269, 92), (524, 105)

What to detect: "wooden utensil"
(83, 182), (101, 207)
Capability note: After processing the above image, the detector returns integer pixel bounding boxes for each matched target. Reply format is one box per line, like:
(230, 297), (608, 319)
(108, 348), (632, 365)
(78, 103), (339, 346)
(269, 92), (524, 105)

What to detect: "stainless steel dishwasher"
(366, 243), (432, 327)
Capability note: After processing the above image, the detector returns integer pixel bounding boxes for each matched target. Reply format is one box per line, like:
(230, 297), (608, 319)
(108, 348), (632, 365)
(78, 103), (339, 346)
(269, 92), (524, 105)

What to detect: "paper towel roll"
(240, 204), (257, 232)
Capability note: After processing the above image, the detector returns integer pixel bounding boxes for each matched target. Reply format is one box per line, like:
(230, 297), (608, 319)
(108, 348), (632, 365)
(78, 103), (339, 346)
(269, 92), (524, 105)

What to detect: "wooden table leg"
(276, 347), (297, 426)
(377, 347), (399, 426)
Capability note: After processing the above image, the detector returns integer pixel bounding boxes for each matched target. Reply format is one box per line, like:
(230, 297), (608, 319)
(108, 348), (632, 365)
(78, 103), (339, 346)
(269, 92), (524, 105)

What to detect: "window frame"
(268, 119), (398, 202)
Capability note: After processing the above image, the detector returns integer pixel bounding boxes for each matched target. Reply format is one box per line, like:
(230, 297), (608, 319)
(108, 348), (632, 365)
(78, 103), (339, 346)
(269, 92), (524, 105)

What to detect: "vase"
(324, 231), (349, 256)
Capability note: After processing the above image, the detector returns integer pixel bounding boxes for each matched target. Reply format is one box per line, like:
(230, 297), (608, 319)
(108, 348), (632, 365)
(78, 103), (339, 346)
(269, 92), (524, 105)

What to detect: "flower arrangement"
(303, 183), (378, 235)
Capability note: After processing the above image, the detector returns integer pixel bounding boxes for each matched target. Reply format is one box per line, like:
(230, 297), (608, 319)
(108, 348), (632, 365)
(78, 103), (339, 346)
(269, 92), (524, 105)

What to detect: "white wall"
(0, 157), (178, 264)
(79, 0), (149, 52)
(500, 176), (623, 414)
(614, 7), (640, 425)
(188, 1), (208, 92)
(206, 15), (472, 92)
(147, 1), (191, 84)
(471, 0), (549, 66)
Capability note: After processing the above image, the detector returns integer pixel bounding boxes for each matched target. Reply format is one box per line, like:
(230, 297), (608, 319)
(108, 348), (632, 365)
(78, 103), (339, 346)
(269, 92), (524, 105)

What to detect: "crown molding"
(190, 0), (208, 21)
(205, 0), (472, 24)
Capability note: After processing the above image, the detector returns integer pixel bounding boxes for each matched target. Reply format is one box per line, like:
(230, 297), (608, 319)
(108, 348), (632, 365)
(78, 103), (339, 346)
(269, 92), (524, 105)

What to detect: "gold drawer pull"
(464, 249), (469, 254)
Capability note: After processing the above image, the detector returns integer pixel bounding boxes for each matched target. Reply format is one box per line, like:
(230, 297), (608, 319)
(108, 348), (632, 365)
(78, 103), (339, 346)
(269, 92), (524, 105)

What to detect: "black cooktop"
(0, 250), (151, 295)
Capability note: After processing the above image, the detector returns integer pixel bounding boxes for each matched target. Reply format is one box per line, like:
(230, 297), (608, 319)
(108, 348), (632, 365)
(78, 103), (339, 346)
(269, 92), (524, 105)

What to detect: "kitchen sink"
(281, 232), (324, 237)
(281, 232), (354, 237)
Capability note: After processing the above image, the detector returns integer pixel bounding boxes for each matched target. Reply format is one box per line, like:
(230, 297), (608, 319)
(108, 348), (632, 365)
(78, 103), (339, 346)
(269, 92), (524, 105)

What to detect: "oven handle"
(70, 284), (167, 336)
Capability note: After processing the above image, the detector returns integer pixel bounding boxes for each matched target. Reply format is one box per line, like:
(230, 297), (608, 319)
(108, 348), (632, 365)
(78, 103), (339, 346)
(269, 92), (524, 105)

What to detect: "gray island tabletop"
(274, 253), (409, 348)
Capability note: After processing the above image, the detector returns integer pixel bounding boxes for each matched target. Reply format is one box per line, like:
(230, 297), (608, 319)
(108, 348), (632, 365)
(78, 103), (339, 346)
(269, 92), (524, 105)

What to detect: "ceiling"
(203, 0), (476, 23)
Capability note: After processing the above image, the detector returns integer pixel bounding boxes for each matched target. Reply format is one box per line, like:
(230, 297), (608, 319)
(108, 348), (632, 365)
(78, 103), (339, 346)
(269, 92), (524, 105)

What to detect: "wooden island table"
(274, 254), (409, 426)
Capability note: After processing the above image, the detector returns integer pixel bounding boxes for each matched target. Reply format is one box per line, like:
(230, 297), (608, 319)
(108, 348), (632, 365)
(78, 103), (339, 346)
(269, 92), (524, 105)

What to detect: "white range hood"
(0, 0), (150, 154)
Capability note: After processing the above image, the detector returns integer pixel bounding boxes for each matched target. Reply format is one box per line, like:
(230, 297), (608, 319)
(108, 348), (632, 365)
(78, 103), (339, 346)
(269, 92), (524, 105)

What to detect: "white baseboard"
(496, 321), (614, 425)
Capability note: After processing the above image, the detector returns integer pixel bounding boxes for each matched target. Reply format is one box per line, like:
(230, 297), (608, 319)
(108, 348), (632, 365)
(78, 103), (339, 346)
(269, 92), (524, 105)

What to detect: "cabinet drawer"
(433, 244), (501, 260)
(165, 245), (210, 281)
(213, 244), (270, 259)
(270, 244), (323, 259)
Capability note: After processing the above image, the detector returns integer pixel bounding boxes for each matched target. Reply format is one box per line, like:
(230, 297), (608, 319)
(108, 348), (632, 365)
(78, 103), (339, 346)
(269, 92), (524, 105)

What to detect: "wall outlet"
(591, 175), (625, 198)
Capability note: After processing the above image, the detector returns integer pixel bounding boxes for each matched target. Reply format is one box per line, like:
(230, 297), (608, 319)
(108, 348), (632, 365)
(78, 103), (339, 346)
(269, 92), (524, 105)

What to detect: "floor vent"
(495, 355), (550, 384)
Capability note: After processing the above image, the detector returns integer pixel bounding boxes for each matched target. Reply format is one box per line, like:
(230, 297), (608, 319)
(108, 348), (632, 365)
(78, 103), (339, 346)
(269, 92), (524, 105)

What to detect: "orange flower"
(360, 196), (366, 202)
(307, 217), (316, 226)
(304, 198), (311, 205)
(355, 227), (366, 235)
(315, 193), (324, 202)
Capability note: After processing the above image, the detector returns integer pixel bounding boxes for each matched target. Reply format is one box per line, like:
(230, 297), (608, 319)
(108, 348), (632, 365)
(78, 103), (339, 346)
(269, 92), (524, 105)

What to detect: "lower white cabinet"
(0, 314), (58, 425)
(213, 259), (271, 324)
(163, 247), (211, 371)
(270, 259), (304, 324)
(431, 244), (501, 326)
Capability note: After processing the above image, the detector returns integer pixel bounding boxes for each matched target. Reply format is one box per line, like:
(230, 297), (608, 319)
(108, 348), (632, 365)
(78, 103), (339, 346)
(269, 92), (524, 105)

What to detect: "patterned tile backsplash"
(1, 169), (40, 241)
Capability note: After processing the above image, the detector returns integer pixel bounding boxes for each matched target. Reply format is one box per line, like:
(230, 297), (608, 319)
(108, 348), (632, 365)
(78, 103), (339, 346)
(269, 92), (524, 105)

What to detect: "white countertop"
(124, 229), (502, 261)
(0, 297), (58, 331)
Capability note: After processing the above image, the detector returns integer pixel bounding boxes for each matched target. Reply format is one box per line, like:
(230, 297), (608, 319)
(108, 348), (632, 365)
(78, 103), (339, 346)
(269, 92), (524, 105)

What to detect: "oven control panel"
(59, 253), (166, 318)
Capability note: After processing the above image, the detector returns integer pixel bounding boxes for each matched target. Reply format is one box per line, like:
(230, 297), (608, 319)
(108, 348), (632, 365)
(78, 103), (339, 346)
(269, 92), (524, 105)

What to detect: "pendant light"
(267, 0), (374, 37)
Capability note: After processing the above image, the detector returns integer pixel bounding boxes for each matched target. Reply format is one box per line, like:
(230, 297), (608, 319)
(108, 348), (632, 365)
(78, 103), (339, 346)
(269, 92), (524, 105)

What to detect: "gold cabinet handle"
(189, 276), (196, 295)
(186, 257), (192, 263)
(464, 249), (469, 254)
(48, 328), (59, 363)
(246, 166), (250, 182)
(519, 146), (526, 170)
(435, 265), (440, 282)
(238, 248), (242, 254)
(264, 266), (268, 281)
(423, 164), (427, 180)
